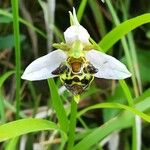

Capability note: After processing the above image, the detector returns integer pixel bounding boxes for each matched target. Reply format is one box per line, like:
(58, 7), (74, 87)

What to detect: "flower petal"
(21, 50), (67, 81)
(64, 8), (90, 44)
(86, 50), (131, 79)
(64, 25), (90, 44)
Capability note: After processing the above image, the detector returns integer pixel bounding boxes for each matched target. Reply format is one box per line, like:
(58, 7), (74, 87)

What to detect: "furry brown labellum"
(52, 57), (98, 95)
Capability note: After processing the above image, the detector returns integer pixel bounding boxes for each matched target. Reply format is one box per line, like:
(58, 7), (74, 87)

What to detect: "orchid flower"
(21, 8), (131, 102)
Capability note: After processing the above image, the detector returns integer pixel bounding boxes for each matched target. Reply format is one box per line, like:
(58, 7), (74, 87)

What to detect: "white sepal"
(21, 50), (67, 81)
(86, 50), (131, 79)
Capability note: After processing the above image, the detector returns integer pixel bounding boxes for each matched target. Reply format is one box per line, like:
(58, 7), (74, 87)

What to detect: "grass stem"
(67, 98), (77, 150)
(11, 0), (21, 119)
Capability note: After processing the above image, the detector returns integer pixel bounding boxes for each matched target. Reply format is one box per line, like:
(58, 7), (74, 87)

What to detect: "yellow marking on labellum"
(52, 41), (98, 95)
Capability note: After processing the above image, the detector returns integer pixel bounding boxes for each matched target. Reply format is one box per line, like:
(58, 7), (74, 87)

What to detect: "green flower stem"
(67, 98), (77, 150)
(11, 0), (21, 119)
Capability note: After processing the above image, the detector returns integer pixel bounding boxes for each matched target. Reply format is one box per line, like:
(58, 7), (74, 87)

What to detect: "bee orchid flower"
(21, 8), (131, 102)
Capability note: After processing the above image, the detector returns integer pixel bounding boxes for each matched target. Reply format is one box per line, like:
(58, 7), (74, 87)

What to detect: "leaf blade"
(99, 13), (150, 52)
(0, 118), (65, 142)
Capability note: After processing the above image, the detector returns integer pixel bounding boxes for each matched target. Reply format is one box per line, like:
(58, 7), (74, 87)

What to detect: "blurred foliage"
(0, 0), (150, 150)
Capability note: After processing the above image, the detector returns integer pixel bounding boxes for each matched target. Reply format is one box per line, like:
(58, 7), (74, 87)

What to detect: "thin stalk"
(89, 0), (107, 37)
(77, 0), (88, 22)
(0, 93), (5, 123)
(67, 98), (77, 150)
(47, 0), (55, 51)
(119, 80), (133, 106)
(78, 117), (89, 129)
(11, 0), (21, 119)
(48, 79), (68, 133)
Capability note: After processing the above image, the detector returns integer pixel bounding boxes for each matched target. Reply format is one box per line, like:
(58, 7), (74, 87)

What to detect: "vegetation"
(0, 0), (150, 149)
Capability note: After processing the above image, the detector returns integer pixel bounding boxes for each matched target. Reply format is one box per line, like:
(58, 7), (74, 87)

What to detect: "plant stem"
(119, 80), (134, 106)
(11, 0), (21, 119)
(0, 94), (5, 123)
(48, 79), (68, 133)
(77, 0), (88, 22)
(67, 98), (77, 150)
(89, 0), (107, 37)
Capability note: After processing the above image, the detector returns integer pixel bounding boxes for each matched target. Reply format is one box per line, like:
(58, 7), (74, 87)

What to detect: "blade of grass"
(0, 9), (46, 38)
(98, 13), (150, 52)
(0, 71), (15, 88)
(53, 25), (64, 42)
(0, 71), (14, 123)
(4, 99), (26, 118)
(77, 0), (88, 22)
(88, 0), (107, 37)
(74, 112), (132, 150)
(77, 102), (150, 122)
(119, 80), (134, 106)
(48, 79), (68, 133)
(67, 98), (77, 150)
(11, 0), (21, 119)
(5, 137), (19, 150)
(73, 97), (150, 150)
(38, 0), (55, 51)
(0, 118), (66, 142)
(0, 95), (5, 123)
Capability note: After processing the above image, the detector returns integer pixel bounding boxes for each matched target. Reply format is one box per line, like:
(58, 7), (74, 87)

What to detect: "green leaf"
(74, 112), (132, 150)
(48, 79), (69, 133)
(5, 137), (19, 150)
(0, 71), (15, 123)
(77, 0), (88, 22)
(103, 86), (128, 122)
(0, 71), (14, 88)
(99, 13), (150, 52)
(73, 98), (150, 150)
(136, 49), (150, 83)
(0, 118), (66, 142)
(0, 9), (46, 38)
(77, 102), (150, 123)
(0, 15), (12, 23)
(136, 88), (150, 103)
(88, 0), (106, 37)
(122, 49), (150, 83)
(0, 34), (25, 49)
